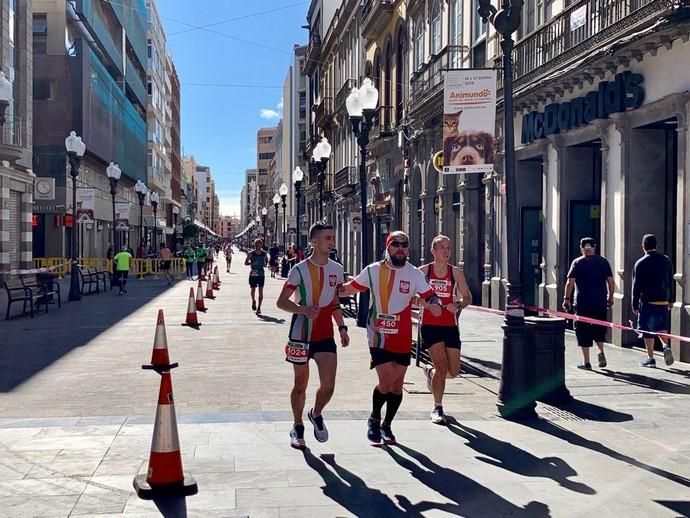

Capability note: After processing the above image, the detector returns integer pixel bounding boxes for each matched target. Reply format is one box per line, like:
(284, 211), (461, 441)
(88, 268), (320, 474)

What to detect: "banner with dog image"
(76, 188), (95, 223)
(443, 70), (497, 174)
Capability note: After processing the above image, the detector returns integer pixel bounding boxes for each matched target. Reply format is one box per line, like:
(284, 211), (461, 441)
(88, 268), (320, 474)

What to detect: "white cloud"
(260, 109), (280, 119)
(277, 98), (284, 110)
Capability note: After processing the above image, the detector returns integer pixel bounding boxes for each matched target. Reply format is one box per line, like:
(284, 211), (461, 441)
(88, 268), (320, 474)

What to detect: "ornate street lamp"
(292, 166), (304, 247)
(477, 0), (536, 420)
(279, 182), (289, 252)
(346, 77), (379, 328)
(134, 180), (147, 251)
(312, 138), (331, 221)
(150, 191), (160, 251)
(106, 162), (121, 252)
(65, 131), (87, 301)
(261, 206), (268, 237)
(272, 192), (281, 247)
(172, 205), (180, 252)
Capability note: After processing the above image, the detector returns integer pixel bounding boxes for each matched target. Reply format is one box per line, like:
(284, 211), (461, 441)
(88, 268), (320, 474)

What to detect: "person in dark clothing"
(563, 237), (614, 370)
(632, 234), (674, 367)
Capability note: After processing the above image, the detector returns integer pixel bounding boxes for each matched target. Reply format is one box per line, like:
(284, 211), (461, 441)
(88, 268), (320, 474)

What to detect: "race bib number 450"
(375, 313), (400, 334)
(285, 341), (309, 364)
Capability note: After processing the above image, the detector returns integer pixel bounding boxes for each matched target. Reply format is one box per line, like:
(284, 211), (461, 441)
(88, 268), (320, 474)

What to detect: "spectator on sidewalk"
(113, 246), (133, 295)
(632, 233), (675, 368)
(563, 238), (614, 370)
(183, 244), (196, 280)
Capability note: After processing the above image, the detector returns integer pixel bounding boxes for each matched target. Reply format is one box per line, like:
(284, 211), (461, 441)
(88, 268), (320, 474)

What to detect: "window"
(414, 16), (425, 69)
(472, 41), (486, 67)
(474, 0), (487, 42)
(258, 153), (274, 160)
(395, 24), (405, 123)
(33, 14), (48, 55)
(33, 79), (55, 100)
(430, 1), (442, 55)
(449, 0), (463, 68)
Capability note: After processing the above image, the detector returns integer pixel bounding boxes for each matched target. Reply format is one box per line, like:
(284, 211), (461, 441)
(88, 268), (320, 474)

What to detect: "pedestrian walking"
(225, 245), (233, 273)
(245, 238), (268, 315)
(340, 231), (443, 445)
(269, 242), (280, 278)
(418, 235), (473, 425)
(632, 234), (675, 367)
(183, 244), (196, 280)
(207, 244), (217, 274)
(563, 237), (614, 370)
(276, 223), (350, 450)
(158, 243), (174, 286)
(113, 245), (133, 295)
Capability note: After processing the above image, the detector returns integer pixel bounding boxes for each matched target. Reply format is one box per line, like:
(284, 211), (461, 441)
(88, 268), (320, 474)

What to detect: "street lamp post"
(261, 206), (268, 238)
(279, 182), (289, 252)
(65, 131), (87, 302)
(312, 138), (331, 222)
(172, 206), (179, 252)
(134, 181), (147, 251)
(106, 162), (121, 252)
(150, 191), (160, 252)
(292, 166), (304, 247)
(272, 193), (280, 246)
(477, 0), (536, 420)
(346, 78), (379, 328)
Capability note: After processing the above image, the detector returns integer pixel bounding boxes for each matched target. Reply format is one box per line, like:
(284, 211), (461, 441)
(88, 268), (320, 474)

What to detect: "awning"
(235, 220), (255, 238)
(193, 219), (220, 237)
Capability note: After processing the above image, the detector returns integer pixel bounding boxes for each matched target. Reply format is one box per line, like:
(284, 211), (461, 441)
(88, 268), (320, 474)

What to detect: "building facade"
(167, 55), (182, 249)
(0, 0), (33, 277)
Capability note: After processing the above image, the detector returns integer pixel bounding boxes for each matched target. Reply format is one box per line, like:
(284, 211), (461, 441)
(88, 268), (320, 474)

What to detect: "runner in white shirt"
(340, 231), (442, 444)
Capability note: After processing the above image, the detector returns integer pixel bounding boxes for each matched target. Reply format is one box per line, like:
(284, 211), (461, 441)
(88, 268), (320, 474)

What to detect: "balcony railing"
(410, 46), (465, 111)
(335, 78), (357, 113)
(303, 32), (322, 73)
(370, 105), (396, 141)
(497, 0), (674, 92)
(334, 165), (358, 191)
(362, 0), (396, 38)
(314, 96), (334, 131)
(0, 116), (25, 163)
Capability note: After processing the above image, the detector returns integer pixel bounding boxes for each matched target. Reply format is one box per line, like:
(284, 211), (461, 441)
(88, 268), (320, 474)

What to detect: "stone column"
(457, 174), (483, 301)
(542, 135), (564, 311)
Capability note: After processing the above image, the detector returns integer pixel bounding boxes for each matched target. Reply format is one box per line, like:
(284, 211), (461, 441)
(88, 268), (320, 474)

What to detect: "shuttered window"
(8, 190), (21, 269)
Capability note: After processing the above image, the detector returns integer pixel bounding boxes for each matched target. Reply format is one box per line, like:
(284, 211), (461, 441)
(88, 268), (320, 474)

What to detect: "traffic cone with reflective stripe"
(143, 310), (178, 372)
(195, 279), (207, 312)
(205, 277), (216, 299)
(181, 288), (201, 328)
(214, 265), (221, 287)
(212, 269), (220, 290)
(133, 371), (198, 499)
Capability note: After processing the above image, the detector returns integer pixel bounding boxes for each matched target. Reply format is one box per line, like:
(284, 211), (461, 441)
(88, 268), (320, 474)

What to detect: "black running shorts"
(369, 347), (411, 369)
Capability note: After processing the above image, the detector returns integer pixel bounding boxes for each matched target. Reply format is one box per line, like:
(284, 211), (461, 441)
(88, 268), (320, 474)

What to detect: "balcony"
(334, 165), (358, 192)
(362, 0), (396, 40)
(335, 78), (357, 114)
(0, 116), (25, 163)
(369, 105), (397, 142)
(303, 32), (322, 75)
(409, 46), (466, 113)
(497, 0), (677, 94)
(314, 97), (334, 132)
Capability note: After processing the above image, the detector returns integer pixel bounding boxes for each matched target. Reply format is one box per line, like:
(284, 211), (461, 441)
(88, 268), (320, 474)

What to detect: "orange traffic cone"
(133, 371), (198, 499)
(214, 265), (221, 286)
(195, 281), (207, 312)
(143, 310), (179, 372)
(181, 288), (201, 328)
(205, 277), (216, 299)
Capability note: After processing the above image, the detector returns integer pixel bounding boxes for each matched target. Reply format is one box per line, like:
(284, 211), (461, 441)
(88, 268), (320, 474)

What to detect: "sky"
(155, 1), (310, 218)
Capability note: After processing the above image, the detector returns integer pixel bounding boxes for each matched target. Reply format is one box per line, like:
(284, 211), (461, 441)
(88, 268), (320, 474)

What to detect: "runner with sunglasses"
(419, 234), (472, 425)
(340, 231), (443, 444)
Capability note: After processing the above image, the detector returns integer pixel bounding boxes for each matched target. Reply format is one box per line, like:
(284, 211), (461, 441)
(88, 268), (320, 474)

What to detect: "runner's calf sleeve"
(384, 392), (403, 424)
(372, 387), (387, 419)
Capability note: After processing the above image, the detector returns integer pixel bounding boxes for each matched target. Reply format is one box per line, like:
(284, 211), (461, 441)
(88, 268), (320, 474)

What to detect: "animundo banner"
(442, 69), (497, 174)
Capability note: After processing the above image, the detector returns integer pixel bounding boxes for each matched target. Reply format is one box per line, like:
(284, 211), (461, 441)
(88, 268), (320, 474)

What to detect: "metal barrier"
(32, 258), (188, 279)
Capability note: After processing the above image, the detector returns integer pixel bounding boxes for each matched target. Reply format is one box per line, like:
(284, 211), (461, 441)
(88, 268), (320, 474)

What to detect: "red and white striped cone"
(133, 371), (198, 499)
(205, 277), (216, 299)
(212, 269), (220, 290)
(195, 280), (207, 312)
(181, 288), (201, 328)
(143, 310), (178, 371)
(214, 265), (221, 286)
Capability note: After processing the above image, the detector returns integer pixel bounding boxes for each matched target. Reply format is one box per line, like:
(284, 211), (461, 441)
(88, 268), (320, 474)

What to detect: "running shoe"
(308, 408), (329, 442)
(367, 417), (381, 444)
(597, 352), (607, 368)
(380, 423), (397, 445)
(577, 363), (592, 370)
(663, 346), (674, 366)
(424, 364), (434, 393)
(641, 357), (656, 368)
(256, 307), (262, 316)
(289, 424), (306, 450)
(430, 405), (446, 425)
(251, 301), (256, 311)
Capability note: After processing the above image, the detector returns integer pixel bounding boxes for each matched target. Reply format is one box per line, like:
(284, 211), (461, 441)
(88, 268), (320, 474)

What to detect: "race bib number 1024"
(285, 341), (309, 364)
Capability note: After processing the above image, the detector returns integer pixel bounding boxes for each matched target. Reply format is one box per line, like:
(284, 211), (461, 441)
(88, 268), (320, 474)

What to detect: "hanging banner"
(76, 188), (95, 223)
(115, 202), (130, 231)
(443, 69), (497, 174)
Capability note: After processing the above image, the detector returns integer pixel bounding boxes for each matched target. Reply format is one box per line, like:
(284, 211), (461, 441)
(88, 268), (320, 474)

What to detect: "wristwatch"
(338, 325), (348, 332)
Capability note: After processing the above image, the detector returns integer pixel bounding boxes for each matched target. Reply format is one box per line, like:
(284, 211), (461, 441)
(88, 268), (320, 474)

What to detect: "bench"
(78, 266), (99, 295)
(20, 274), (61, 311)
(87, 267), (108, 292)
(3, 277), (44, 319)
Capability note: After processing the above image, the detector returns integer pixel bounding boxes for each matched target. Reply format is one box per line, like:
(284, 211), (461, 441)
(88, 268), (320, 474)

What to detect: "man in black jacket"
(632, 234), (674, 367)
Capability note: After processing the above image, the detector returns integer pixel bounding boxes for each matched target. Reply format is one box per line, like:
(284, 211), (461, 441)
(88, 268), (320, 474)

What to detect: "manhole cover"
(542, 406), (586, 422)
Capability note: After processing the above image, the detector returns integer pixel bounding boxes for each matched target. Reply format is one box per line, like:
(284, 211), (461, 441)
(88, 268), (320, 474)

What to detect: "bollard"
(526, 316), (572, 405)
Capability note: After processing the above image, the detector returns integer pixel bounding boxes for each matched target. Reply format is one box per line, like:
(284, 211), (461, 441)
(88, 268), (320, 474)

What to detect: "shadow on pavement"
(594, 369), (690, 395)
(462, 355), (502, 373)
(256, 314), (286, 324)
(384, 443), (551, 516)
(153, 496), (188, 517)
(0, 280), (175, 392)
(445, 418), (595, 495)
(655, 500), (690, 516)
(523, 418), (690, 489)
(551, 399), (633, 423)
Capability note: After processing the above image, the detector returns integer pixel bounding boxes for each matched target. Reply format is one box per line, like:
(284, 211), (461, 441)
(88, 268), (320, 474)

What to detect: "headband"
(386, 233), (407, 248)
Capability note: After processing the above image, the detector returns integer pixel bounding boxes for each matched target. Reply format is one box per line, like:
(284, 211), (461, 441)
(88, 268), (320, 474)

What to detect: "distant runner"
(245, 238), (268, 315)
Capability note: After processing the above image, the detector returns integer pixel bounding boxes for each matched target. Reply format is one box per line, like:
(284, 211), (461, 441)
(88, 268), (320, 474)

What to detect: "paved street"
(1, 256), (690, 517)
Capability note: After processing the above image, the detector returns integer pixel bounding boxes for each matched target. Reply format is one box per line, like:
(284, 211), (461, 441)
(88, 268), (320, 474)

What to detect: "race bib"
(430, 279), (452, 298)
(250, 270), (259, 277)
(285, 341), (309, 364)
(375, 313), (400, 335)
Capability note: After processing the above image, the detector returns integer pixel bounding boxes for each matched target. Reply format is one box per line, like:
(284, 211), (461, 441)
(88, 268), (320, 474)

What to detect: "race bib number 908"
(285, 341), (309, 364)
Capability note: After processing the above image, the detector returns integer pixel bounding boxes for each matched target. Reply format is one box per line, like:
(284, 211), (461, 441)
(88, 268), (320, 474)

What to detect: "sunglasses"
(389, 241), (409, 248)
